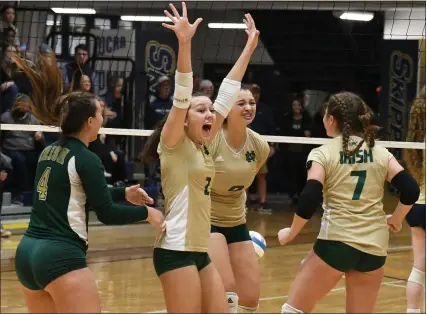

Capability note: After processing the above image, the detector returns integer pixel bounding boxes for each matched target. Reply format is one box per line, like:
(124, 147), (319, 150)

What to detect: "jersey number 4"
(37, 167), (51, 201)
(350, 170), (366, 200)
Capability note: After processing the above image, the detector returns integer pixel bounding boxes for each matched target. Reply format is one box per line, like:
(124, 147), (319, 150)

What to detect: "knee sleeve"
(238, 304), (259, 313)
(281, 303), (304, 313)
(227, 292), (239, 313)
(408, 267), (425, 288)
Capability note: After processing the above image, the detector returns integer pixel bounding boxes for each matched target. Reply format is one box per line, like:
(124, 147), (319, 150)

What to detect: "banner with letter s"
(139, 30), (178, 95)
(379, 40), (419, 162)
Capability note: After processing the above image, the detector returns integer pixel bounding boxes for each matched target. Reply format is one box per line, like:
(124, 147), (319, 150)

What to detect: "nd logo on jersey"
(245, 151), (256, 163)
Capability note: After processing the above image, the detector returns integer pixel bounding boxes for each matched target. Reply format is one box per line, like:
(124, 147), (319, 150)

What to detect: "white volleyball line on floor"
(143, 279), (406, 313)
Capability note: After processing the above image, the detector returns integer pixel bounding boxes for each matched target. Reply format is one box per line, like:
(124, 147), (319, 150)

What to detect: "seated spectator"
(148, 75), (173, 126)
(0, 4), (19, 52)
(0, 105), (44, 202)
(79, 74), (93, 93)
(104, 76), (124, 129)
(0, 150), (12, 237)
(89, 133), (127, 186)
(2, 26), (15, 46)
(193, 74), (201, 93)
(0, 44), (19, 113)
(200, 79), (214, 100)
(104, 76), (126, 150)
(61, 44), (97, 94)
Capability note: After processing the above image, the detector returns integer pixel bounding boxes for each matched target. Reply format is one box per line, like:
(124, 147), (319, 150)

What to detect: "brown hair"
(141, 92), (210, 163)
(11, 52), (98, 137)
(404, 86), (426, 184)
(326, 92), (379, 157)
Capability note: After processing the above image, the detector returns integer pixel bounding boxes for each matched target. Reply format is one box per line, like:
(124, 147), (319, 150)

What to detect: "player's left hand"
(278, 227), (294, 245)
(386, 214), (402, 233)
(125, 184), (154, 205)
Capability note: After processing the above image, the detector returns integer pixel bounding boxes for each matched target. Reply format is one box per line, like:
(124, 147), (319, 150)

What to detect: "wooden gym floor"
(0, 195), (419, 313)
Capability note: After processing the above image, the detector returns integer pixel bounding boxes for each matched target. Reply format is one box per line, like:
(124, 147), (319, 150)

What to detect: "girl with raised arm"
(142, 3), (259, 312)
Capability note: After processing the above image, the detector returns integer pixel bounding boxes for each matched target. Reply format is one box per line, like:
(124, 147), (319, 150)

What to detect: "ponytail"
(141, 115), (168, 164)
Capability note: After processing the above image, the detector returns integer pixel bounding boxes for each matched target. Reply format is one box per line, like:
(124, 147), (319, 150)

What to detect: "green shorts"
(153, 248), (211, 277)
(15, 236), (87, 290)
(314, 239), (386, 273)
(211, 223), (251, 244)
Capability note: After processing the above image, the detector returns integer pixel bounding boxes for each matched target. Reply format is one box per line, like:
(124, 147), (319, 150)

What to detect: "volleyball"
(249, 231), (267, 258)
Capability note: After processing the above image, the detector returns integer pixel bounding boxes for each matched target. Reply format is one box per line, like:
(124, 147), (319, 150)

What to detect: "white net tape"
(1, 123), (424, 149)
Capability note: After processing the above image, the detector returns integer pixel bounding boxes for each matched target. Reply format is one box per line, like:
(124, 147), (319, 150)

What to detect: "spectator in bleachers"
(104, 76), (124, 129)
(193, 74), (201, 93)
(149, 75), (173, 125)
(62, 44), (97, 94)
(0, 43), (19, 113)
(0, 4), (19, 49)
(89, 132), (127, 186)
(89, 99), (126, 186)
(283, 97), (312, 205)
(312, 104), (328, 138)
(104, 76), (125, 150)
(247, 84), (276, 213)
(79, 74), (93, 93)
(0, 104), (44, 203)
(2, 26), (15, 46)
(200, 79), (214, 100)
(0, 150), (12, 237)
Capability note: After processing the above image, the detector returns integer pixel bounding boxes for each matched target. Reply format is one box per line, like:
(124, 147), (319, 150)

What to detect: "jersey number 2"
(350, 170), (366, 200)
(204, 177), (212, 195)
(37, 167), (51, 201)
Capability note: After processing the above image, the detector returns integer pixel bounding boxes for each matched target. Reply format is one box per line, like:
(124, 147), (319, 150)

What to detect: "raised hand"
(162, 2), (203, 44)
(243, 13), (260, 50)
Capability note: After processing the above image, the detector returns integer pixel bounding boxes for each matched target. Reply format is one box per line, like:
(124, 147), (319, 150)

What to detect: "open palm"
(243, 13), (260, 50)
(162, 2), (203, 43)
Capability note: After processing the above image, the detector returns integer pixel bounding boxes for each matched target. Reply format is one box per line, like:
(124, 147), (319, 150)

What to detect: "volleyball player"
(142, 3), (259, 312)
(208, 87), (269, 313)
(277, 92), (420, 313)
(11, 52), (165, 313)
(404, 86), (426, 314)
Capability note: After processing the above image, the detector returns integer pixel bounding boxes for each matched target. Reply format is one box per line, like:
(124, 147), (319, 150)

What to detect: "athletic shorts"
(211, 223), (251, 244)
(405, 204), (426, 230)
(15, 236), (87, 290)
(152, 248), (211, 277)
(313, 239), (386, 273)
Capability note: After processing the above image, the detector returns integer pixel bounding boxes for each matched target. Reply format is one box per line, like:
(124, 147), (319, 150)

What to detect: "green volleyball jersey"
(25, 138), (148, 251)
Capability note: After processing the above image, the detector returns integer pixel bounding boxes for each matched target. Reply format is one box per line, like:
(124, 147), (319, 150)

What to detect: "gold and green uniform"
(208, 128), (270, 227)
(308, 135), (393, 257)
(154, 135), (215, 252)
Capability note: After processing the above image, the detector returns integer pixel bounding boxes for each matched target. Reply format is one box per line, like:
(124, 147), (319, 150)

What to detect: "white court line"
(143, 279), (405, 313)
(383, 282), (407, 289)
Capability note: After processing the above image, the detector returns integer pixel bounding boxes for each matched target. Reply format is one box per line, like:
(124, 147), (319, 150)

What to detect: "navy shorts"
(405, 204), (426, 230)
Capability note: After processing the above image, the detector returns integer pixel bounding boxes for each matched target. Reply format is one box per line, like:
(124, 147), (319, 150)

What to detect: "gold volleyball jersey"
(208, 128), (270, 227)
(309, 135), (393, 257)
(154, 135), (215, 252)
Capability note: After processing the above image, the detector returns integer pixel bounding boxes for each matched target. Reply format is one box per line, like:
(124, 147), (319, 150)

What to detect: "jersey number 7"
(37, 167), (51, 201)
(350, 170), (366, 200)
